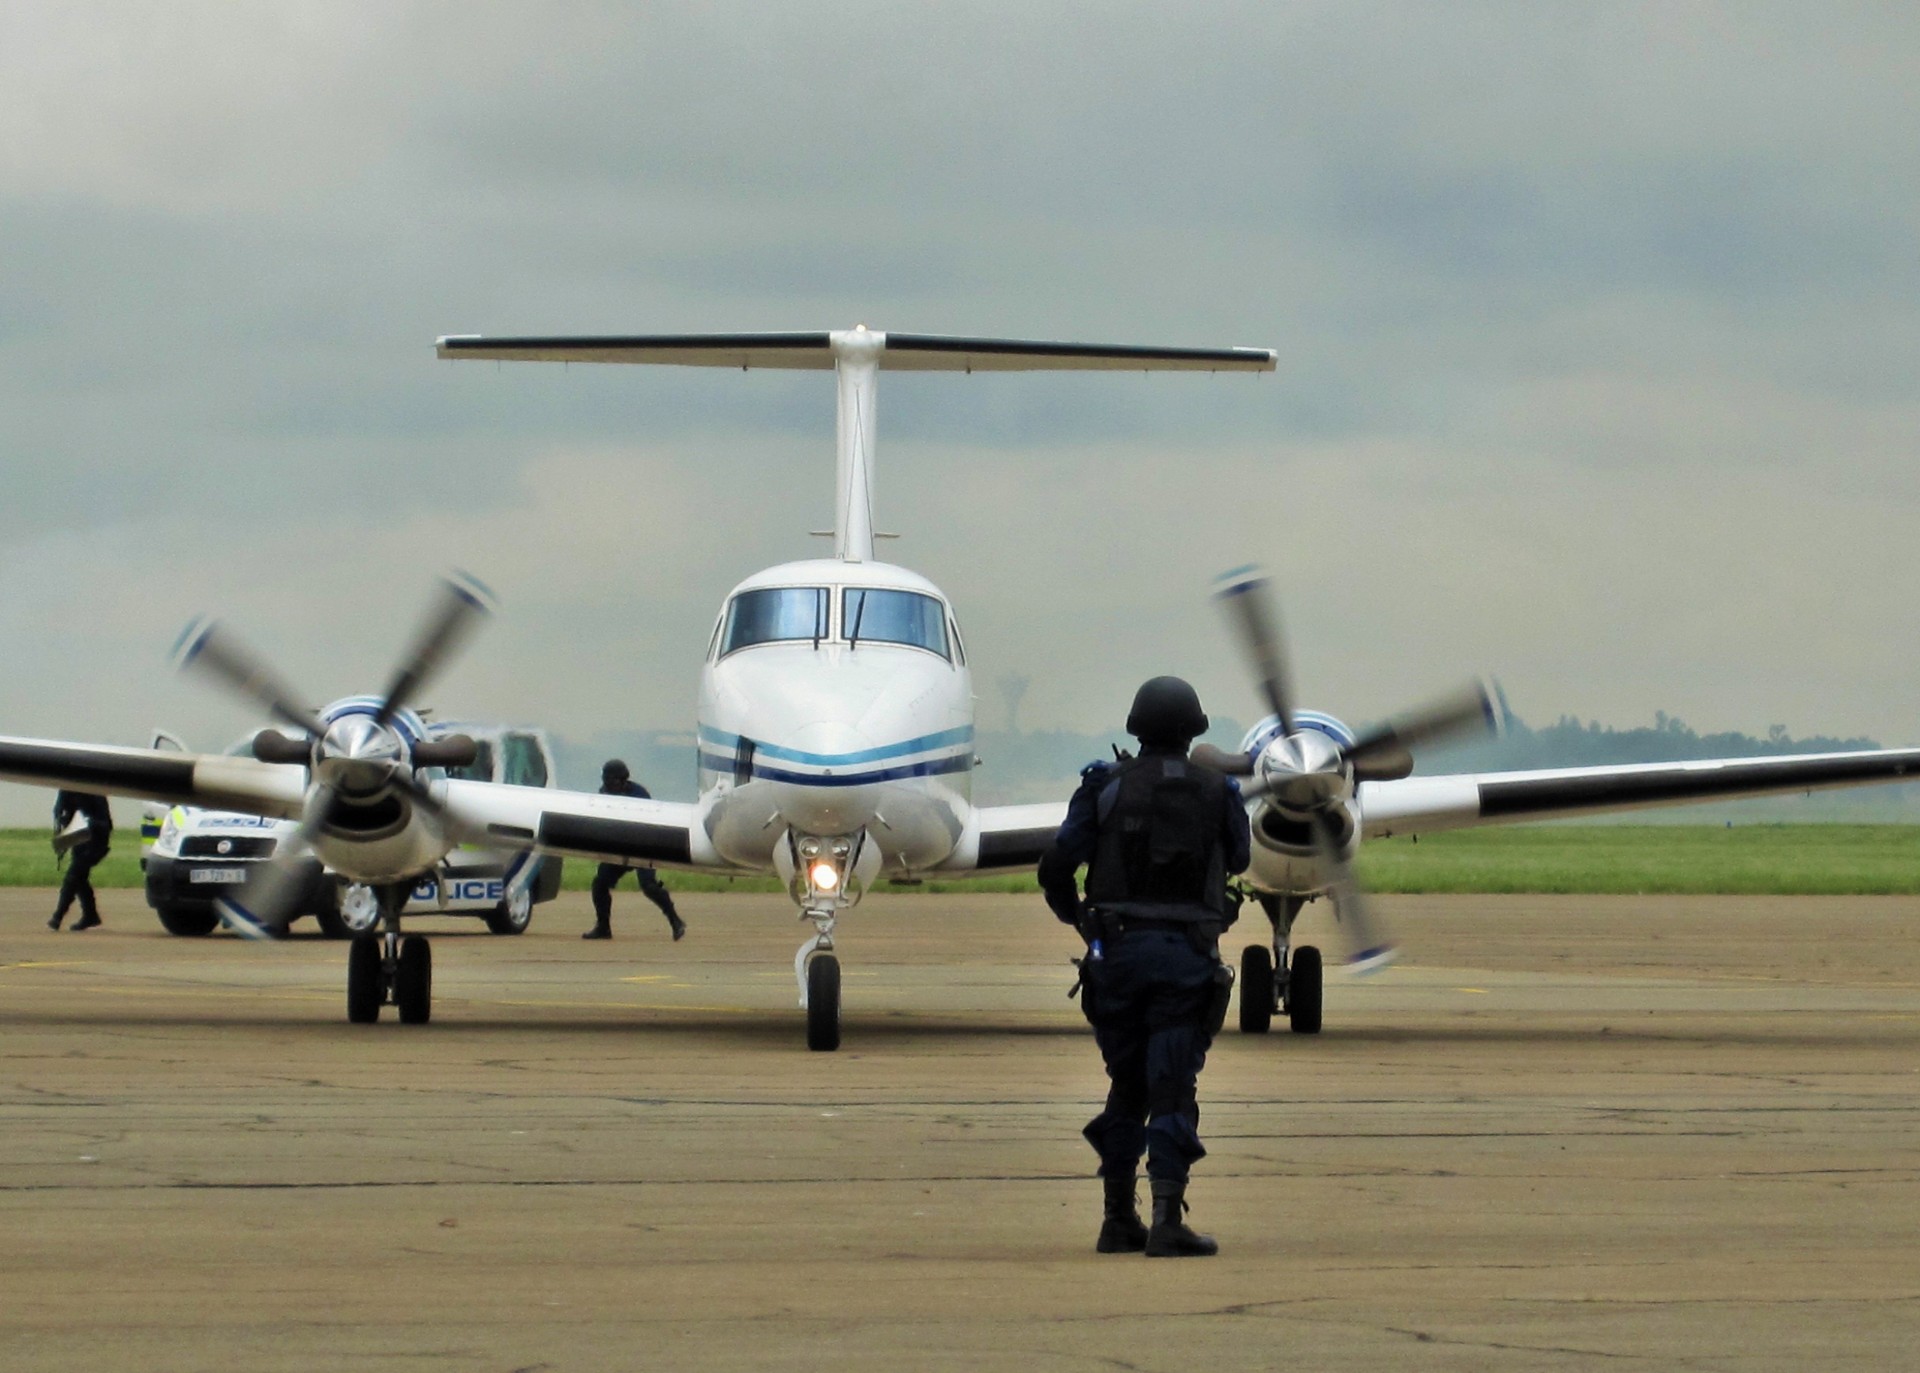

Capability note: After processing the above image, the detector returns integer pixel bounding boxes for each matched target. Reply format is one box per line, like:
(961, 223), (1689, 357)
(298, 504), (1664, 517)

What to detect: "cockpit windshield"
(843, 588), (949, 659)
(721, 587), (829, 655)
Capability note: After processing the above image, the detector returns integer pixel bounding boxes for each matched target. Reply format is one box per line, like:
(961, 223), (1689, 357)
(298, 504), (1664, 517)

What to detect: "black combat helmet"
(602, 759), (631, 784)
(1125, 676), (1209, 746)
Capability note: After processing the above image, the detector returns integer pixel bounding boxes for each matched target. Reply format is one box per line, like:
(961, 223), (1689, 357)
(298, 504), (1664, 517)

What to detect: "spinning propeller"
(172, 573), (496, 938)
(1194, 567), (1501, 970)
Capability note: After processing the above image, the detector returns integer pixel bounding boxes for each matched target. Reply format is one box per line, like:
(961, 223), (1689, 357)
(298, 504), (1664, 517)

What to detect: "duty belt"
(1113, 916), (1204, 936)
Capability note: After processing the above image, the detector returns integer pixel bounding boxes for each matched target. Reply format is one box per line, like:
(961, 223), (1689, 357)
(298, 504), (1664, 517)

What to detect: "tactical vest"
(1082, 752), (1230, 920)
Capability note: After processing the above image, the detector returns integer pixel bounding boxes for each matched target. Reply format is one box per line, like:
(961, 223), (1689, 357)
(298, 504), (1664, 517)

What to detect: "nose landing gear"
(344, 883), (434, 1025)
(1239, 894), (1323, 1035)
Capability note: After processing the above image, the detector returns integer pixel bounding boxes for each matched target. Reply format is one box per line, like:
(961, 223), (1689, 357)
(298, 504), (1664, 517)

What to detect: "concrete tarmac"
(3, 888), (1918, 1371)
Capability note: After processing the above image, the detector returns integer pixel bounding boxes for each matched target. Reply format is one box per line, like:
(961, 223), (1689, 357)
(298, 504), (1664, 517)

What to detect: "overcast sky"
(2, 2), (1916, 820)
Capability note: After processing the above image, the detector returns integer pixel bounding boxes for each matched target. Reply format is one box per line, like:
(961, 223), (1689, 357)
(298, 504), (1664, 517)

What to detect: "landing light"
(809, 861), (841, 892)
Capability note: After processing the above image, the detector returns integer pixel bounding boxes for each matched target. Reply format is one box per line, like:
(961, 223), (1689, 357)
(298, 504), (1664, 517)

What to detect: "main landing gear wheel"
(806, 954), (841, 1052)
(1239, 944), (1274, 1034)
(395, 935), (432, 1024)
(347, 937), (383, 1023)
(1287, 945), (1323, 1035)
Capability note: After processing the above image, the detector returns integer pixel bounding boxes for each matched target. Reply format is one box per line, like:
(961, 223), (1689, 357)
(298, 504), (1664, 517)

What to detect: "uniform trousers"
(591, 862), (677, 925)
(1080, 928), (1216, 1184)
(55, 840), (109, 923)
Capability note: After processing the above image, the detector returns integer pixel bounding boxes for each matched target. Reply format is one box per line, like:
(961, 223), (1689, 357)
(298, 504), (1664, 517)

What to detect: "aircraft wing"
(1359, 747), (1920, 838)
(434, 778), (724, 873)
(934, 802), (1067, 874)
(0, 735), (307, 817)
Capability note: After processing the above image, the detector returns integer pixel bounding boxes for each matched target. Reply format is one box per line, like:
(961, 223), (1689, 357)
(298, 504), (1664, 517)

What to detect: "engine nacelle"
(1232, 711), (1362, 900)
(1238, 710), (1358, 758)
(302, 697), (454, 884)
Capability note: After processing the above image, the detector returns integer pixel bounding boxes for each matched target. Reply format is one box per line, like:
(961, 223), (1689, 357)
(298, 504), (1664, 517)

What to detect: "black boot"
(71, 909), (102, 932)
(582, 923), (611, 940)
(1145, 1178), (1218, 1258)
(668, 912), (687, 941)
(1095, 1172), (1148, 1253)
(47, 909), (65, 931)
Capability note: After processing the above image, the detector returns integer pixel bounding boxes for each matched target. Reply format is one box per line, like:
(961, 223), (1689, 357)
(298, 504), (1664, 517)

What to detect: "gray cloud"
(2, 1), (1918, 821)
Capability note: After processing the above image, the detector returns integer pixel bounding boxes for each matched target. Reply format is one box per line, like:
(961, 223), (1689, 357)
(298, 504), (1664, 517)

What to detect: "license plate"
(189, 867), (248, 885)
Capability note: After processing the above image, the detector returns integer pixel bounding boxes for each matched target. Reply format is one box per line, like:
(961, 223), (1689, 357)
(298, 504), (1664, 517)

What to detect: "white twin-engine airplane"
(5, 326), (1920, 1050)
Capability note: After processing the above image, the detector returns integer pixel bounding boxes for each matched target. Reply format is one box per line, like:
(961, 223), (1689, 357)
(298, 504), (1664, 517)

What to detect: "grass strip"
(4, 825), (1916, 896)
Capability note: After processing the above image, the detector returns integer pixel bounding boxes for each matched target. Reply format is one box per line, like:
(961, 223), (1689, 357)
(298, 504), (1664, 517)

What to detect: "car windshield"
(721, 587), (828, 654)
(843, 588), (949, 659)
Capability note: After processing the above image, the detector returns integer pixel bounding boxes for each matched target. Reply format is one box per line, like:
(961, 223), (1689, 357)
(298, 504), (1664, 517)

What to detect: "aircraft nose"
(765, 722), (882, 836)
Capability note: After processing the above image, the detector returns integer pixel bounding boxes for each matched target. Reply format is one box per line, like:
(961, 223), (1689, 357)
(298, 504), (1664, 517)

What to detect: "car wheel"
(155, 904), (220, 937)
(484, 884), (533, 936)
(317, 882), (382, 940)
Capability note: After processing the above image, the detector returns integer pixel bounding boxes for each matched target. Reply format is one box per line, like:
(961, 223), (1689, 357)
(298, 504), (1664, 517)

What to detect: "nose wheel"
(805, 953), (841, 1051)
(796, 906), (842, 1051)
(344, 885), (433, 1025)
(1241, 894), (1324, 1035)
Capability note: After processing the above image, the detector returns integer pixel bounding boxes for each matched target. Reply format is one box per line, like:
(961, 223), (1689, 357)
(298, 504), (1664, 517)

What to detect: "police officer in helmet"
(584, 759), (687, 941)
(1038, 676), (1250, 1257)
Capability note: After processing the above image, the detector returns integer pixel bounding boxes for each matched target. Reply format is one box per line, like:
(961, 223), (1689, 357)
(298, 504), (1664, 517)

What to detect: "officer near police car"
(49, 788), (114, 932)
(584, 759), (686, 941)
(1038, 676), (1250, 1257)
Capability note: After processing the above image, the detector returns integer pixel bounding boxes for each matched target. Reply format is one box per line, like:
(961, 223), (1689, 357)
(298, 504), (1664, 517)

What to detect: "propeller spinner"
(1197, 567), (1500, 971)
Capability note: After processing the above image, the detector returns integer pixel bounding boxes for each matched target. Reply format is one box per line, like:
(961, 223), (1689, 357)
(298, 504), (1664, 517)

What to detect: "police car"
(141, 724), (564, 938)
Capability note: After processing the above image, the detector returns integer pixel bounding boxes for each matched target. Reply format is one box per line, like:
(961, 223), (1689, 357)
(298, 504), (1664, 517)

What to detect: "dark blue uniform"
(1039, 752), (1250, 1185)
(588, 778), (684, 938)
(51, 790), (113, 930)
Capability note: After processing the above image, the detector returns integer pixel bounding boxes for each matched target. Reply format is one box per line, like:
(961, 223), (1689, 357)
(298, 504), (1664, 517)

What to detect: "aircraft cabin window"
(446, 740), (495, 784)
(842, 588), (950, 660)
(721, 587), (829, 655)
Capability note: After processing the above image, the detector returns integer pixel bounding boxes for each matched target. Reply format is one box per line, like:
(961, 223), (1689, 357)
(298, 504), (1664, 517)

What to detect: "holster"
(1069, 954), (1105, 1026)
(1205, 960), (1234, 1037)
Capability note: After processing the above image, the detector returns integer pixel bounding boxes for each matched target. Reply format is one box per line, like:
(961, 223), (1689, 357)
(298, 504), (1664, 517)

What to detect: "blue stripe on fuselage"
(696, 724), (973, 768)
(697, 750), (973, 788)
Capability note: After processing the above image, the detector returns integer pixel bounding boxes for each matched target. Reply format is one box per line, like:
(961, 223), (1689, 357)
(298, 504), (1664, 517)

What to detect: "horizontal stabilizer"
(436, 330), (1277, 373)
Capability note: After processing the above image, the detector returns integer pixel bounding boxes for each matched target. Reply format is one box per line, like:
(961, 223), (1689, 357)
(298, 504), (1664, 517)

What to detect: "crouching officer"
(49, 789), (114, 931)
(1038, 676), (1250, 1257)
(585, 760), (686, 941)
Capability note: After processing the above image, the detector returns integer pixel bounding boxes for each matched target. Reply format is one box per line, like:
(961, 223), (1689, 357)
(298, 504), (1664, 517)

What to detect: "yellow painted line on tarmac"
(0, 960), (91, 971)
(1457, 987), (1489, 994)
(493, 997), (762, 1015)
(12, 978), (338, 1005)
(620, 974), (672, 983)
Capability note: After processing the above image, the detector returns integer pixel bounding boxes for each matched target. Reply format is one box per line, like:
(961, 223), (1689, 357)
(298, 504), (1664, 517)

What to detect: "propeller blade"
(213, 784), (336, 938)
(1349, 746), (1414, 783)
(387, 765), (449, 821)
(1344, 680), (1501, 770)
(374, 572), (495, 726)
(1212, 566), (1294, 737)
(251, 729), (315, 765)
(173, 618), (325, 737)
(1191, 742), (1257, 777)
(1311, 812), (1396, 973)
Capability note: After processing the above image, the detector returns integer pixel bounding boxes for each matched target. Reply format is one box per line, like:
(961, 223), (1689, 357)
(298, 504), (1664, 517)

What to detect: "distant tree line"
(549, 711), (1906, 815)
(1418, 710), (1884, 775)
